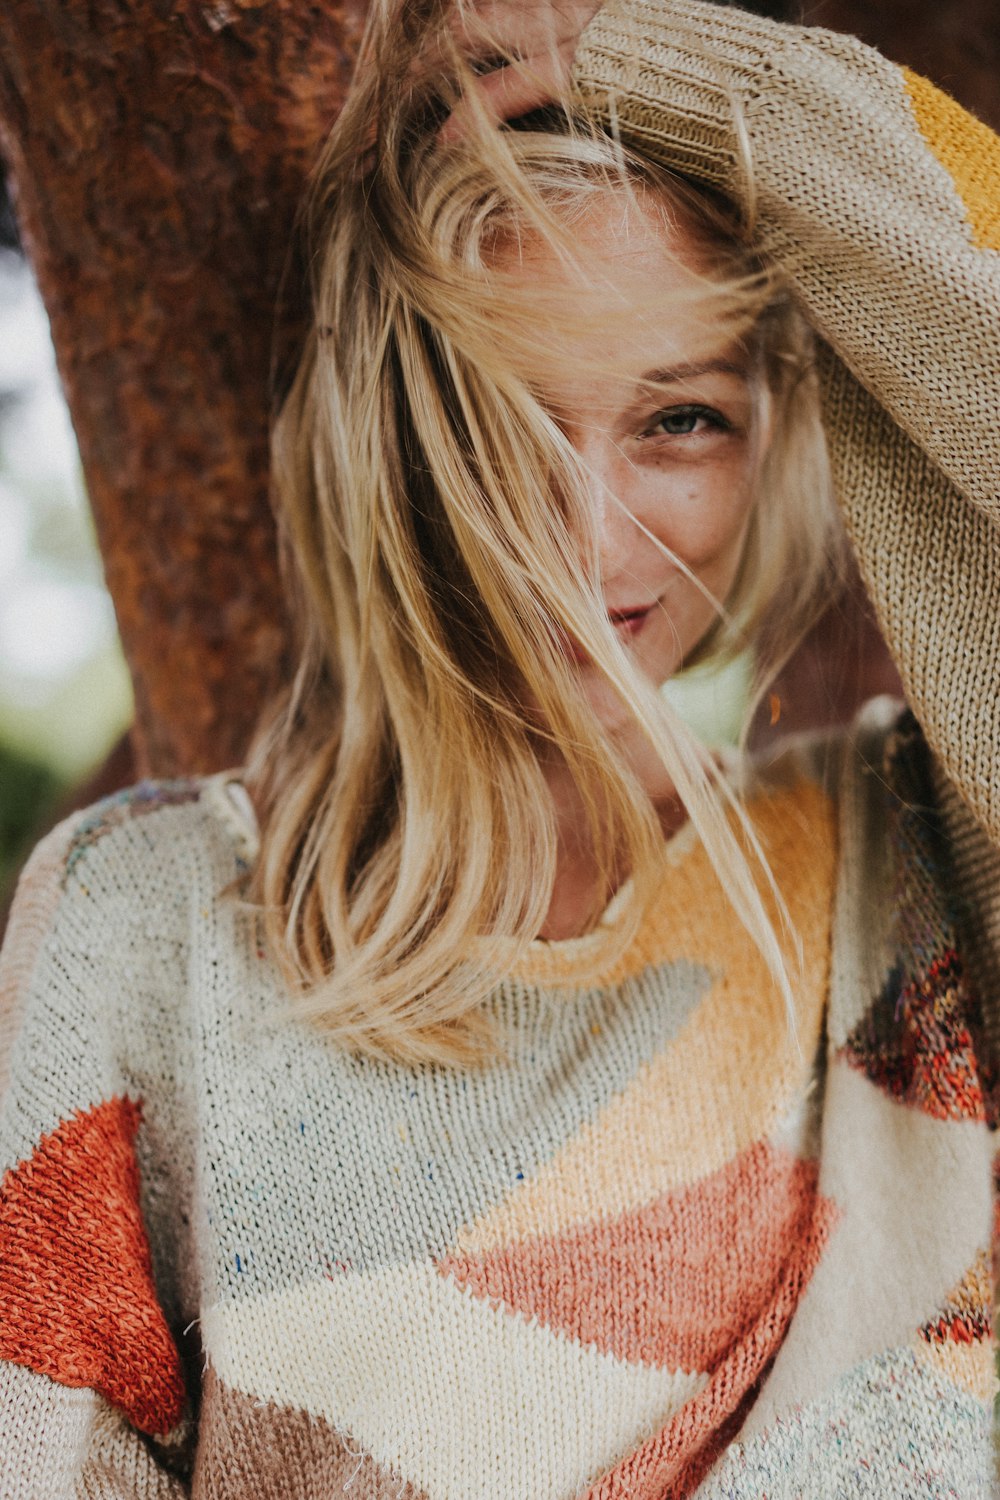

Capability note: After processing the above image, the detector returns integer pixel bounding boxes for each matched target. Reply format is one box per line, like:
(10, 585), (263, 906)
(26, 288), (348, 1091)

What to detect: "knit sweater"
(0, 712), (994, 1500)
(2, 4), (999, 1498)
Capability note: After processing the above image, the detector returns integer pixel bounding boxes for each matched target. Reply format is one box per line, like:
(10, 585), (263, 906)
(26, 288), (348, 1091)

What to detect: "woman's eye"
(646, 405), (729, 438)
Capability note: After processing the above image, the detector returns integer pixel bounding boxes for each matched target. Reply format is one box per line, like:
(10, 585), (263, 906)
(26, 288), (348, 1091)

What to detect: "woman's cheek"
(645, 443), (753, 548)
(656, 486), (754, 572)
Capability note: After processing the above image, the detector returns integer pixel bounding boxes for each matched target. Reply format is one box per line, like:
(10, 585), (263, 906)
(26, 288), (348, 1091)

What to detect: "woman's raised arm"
(446, 0), (1000, 852)
(572, 0), (1000, 518)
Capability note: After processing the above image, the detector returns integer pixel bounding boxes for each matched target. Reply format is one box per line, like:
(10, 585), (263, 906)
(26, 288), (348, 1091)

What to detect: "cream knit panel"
(0, 1363), (190, 1500)
(0, 1363), (95, 1500)
(0, 813), (88, 1104)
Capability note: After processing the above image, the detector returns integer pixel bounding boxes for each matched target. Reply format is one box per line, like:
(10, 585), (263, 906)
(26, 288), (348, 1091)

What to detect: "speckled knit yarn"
(0, 716), (995, 1498)
(2, 1), (999, 1495)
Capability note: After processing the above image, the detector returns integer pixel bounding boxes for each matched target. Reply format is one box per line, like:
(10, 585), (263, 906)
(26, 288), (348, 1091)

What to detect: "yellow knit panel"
(903, 69), (1000, 251)
(505, 776), (835, 989)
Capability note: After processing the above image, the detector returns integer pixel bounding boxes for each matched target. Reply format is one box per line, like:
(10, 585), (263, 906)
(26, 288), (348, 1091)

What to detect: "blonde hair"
(243, 4), (841, 1064)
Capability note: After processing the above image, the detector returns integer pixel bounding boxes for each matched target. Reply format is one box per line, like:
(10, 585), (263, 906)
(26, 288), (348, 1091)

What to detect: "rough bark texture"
(0, 0), (995, 776)
(0, 0), (366, 776)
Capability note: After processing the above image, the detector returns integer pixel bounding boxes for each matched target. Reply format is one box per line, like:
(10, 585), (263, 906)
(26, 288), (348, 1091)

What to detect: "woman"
(0, 0), (997, 1494)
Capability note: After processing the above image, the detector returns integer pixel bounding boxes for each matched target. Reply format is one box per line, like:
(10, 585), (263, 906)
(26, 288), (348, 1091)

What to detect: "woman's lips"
(560, 604), (654, 662)
(608, 606), (653, 636)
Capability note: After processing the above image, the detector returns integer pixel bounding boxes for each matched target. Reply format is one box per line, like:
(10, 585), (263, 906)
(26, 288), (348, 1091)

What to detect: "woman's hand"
(438, 0), (604, 141)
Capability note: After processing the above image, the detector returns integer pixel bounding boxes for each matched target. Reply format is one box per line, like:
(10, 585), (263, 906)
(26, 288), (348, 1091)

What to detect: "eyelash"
(642, 404), (732, 439)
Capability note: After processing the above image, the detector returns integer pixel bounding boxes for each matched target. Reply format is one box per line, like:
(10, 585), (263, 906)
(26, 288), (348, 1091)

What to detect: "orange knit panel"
(441, 1140), (837, 1376)
(903, 69), (1000, 251)
(0, 1096), (186, 1436)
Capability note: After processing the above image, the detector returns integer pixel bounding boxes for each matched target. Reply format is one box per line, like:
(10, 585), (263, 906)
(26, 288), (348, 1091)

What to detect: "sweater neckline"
(521, 813), (700, 957)
(204, 769), (706, 955)
(203, 759), (763, 976)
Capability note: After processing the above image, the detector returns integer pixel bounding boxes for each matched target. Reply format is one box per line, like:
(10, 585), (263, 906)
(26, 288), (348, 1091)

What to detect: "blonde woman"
(1, 0), (998, 1495)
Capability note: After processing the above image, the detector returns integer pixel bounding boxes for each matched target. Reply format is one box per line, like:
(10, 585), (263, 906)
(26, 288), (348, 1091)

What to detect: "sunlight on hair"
(241, 0), (842, 1065)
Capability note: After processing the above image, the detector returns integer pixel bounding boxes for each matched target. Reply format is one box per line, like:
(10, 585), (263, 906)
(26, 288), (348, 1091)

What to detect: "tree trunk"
(0, 0), (366, 776)
(0, 0), (995, 777)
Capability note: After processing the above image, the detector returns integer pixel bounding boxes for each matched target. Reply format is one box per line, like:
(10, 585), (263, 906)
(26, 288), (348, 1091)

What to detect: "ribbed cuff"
(572, 0), (792, 190)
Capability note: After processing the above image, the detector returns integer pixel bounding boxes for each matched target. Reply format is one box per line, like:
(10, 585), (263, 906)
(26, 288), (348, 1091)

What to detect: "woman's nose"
(575, 437), (646, 578)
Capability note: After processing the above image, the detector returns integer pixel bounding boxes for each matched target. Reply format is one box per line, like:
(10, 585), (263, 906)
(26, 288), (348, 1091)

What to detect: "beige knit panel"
(574, 0), (777, 187)
(0, 813), (86, 1103)
(0, 1362), (95, 1500)
(818, 345), (1000, 847)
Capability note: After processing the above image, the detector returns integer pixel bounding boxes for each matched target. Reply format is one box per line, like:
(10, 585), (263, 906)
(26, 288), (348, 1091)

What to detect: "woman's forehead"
(488, 197), (745, 403)
(490, 182), (707, 276)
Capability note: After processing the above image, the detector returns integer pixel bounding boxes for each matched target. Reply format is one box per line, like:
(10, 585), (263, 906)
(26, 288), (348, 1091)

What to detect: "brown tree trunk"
(0, 0), (366, 777)
(0, 0), (995, 777)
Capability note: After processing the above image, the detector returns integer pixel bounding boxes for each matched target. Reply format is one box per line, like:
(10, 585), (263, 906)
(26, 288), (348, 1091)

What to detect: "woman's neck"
(537, 758), (687, 942)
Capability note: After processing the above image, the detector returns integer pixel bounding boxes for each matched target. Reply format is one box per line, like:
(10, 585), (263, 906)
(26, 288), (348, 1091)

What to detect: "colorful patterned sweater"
(2, 1), (1000, 1497)
(0, 713), (995, 1498)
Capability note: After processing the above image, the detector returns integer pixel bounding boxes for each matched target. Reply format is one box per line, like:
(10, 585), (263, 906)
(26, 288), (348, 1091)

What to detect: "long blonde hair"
(243, 2), (840, 1064)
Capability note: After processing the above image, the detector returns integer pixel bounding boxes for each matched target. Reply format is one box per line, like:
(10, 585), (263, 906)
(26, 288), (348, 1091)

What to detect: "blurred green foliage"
(0, 742), (66, 904)
(0, 246), (134, 910)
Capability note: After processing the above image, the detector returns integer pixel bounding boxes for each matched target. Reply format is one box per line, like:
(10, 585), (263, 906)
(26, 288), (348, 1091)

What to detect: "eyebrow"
(637, 358), (748, 388)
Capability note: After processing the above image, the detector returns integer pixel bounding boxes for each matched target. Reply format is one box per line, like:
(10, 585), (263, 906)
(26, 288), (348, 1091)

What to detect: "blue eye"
(649, 405), (729, 437)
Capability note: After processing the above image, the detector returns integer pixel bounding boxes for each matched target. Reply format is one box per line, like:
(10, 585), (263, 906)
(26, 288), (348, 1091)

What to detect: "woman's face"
(498, 190), (761, 735)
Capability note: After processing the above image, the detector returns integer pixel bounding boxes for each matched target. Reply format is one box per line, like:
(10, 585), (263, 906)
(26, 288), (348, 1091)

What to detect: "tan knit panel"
(193, 1363), (428, 1499)
(573, 0), (770, 185)
(77, 1401), (189, 1499)
(818, 345), (1000, 845)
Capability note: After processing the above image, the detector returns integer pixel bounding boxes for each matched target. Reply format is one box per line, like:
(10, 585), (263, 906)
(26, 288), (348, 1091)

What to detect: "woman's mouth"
(559, 603), (655, 663)
(608, 604), (653, 637)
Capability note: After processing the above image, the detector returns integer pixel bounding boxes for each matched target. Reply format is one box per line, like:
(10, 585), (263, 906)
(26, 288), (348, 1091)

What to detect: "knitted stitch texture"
(2, 1), (999, 1494)
(0, 721), (994, 1497)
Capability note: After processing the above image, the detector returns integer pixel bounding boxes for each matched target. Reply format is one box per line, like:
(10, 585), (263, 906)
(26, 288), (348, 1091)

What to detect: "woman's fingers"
(438, 48), (572, 141)
(436, 0), (603, 139)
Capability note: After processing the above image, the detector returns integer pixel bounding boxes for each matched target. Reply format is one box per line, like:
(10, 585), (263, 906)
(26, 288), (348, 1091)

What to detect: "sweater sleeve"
(0, 819), (192, 1498)
(572, 0), (1000, 851)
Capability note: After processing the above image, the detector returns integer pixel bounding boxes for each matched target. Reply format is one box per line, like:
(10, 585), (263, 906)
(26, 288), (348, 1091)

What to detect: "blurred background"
(0, 171), (132, 904)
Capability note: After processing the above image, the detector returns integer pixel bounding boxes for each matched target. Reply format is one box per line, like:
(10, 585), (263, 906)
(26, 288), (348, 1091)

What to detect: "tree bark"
(0, 0), (366, 776)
